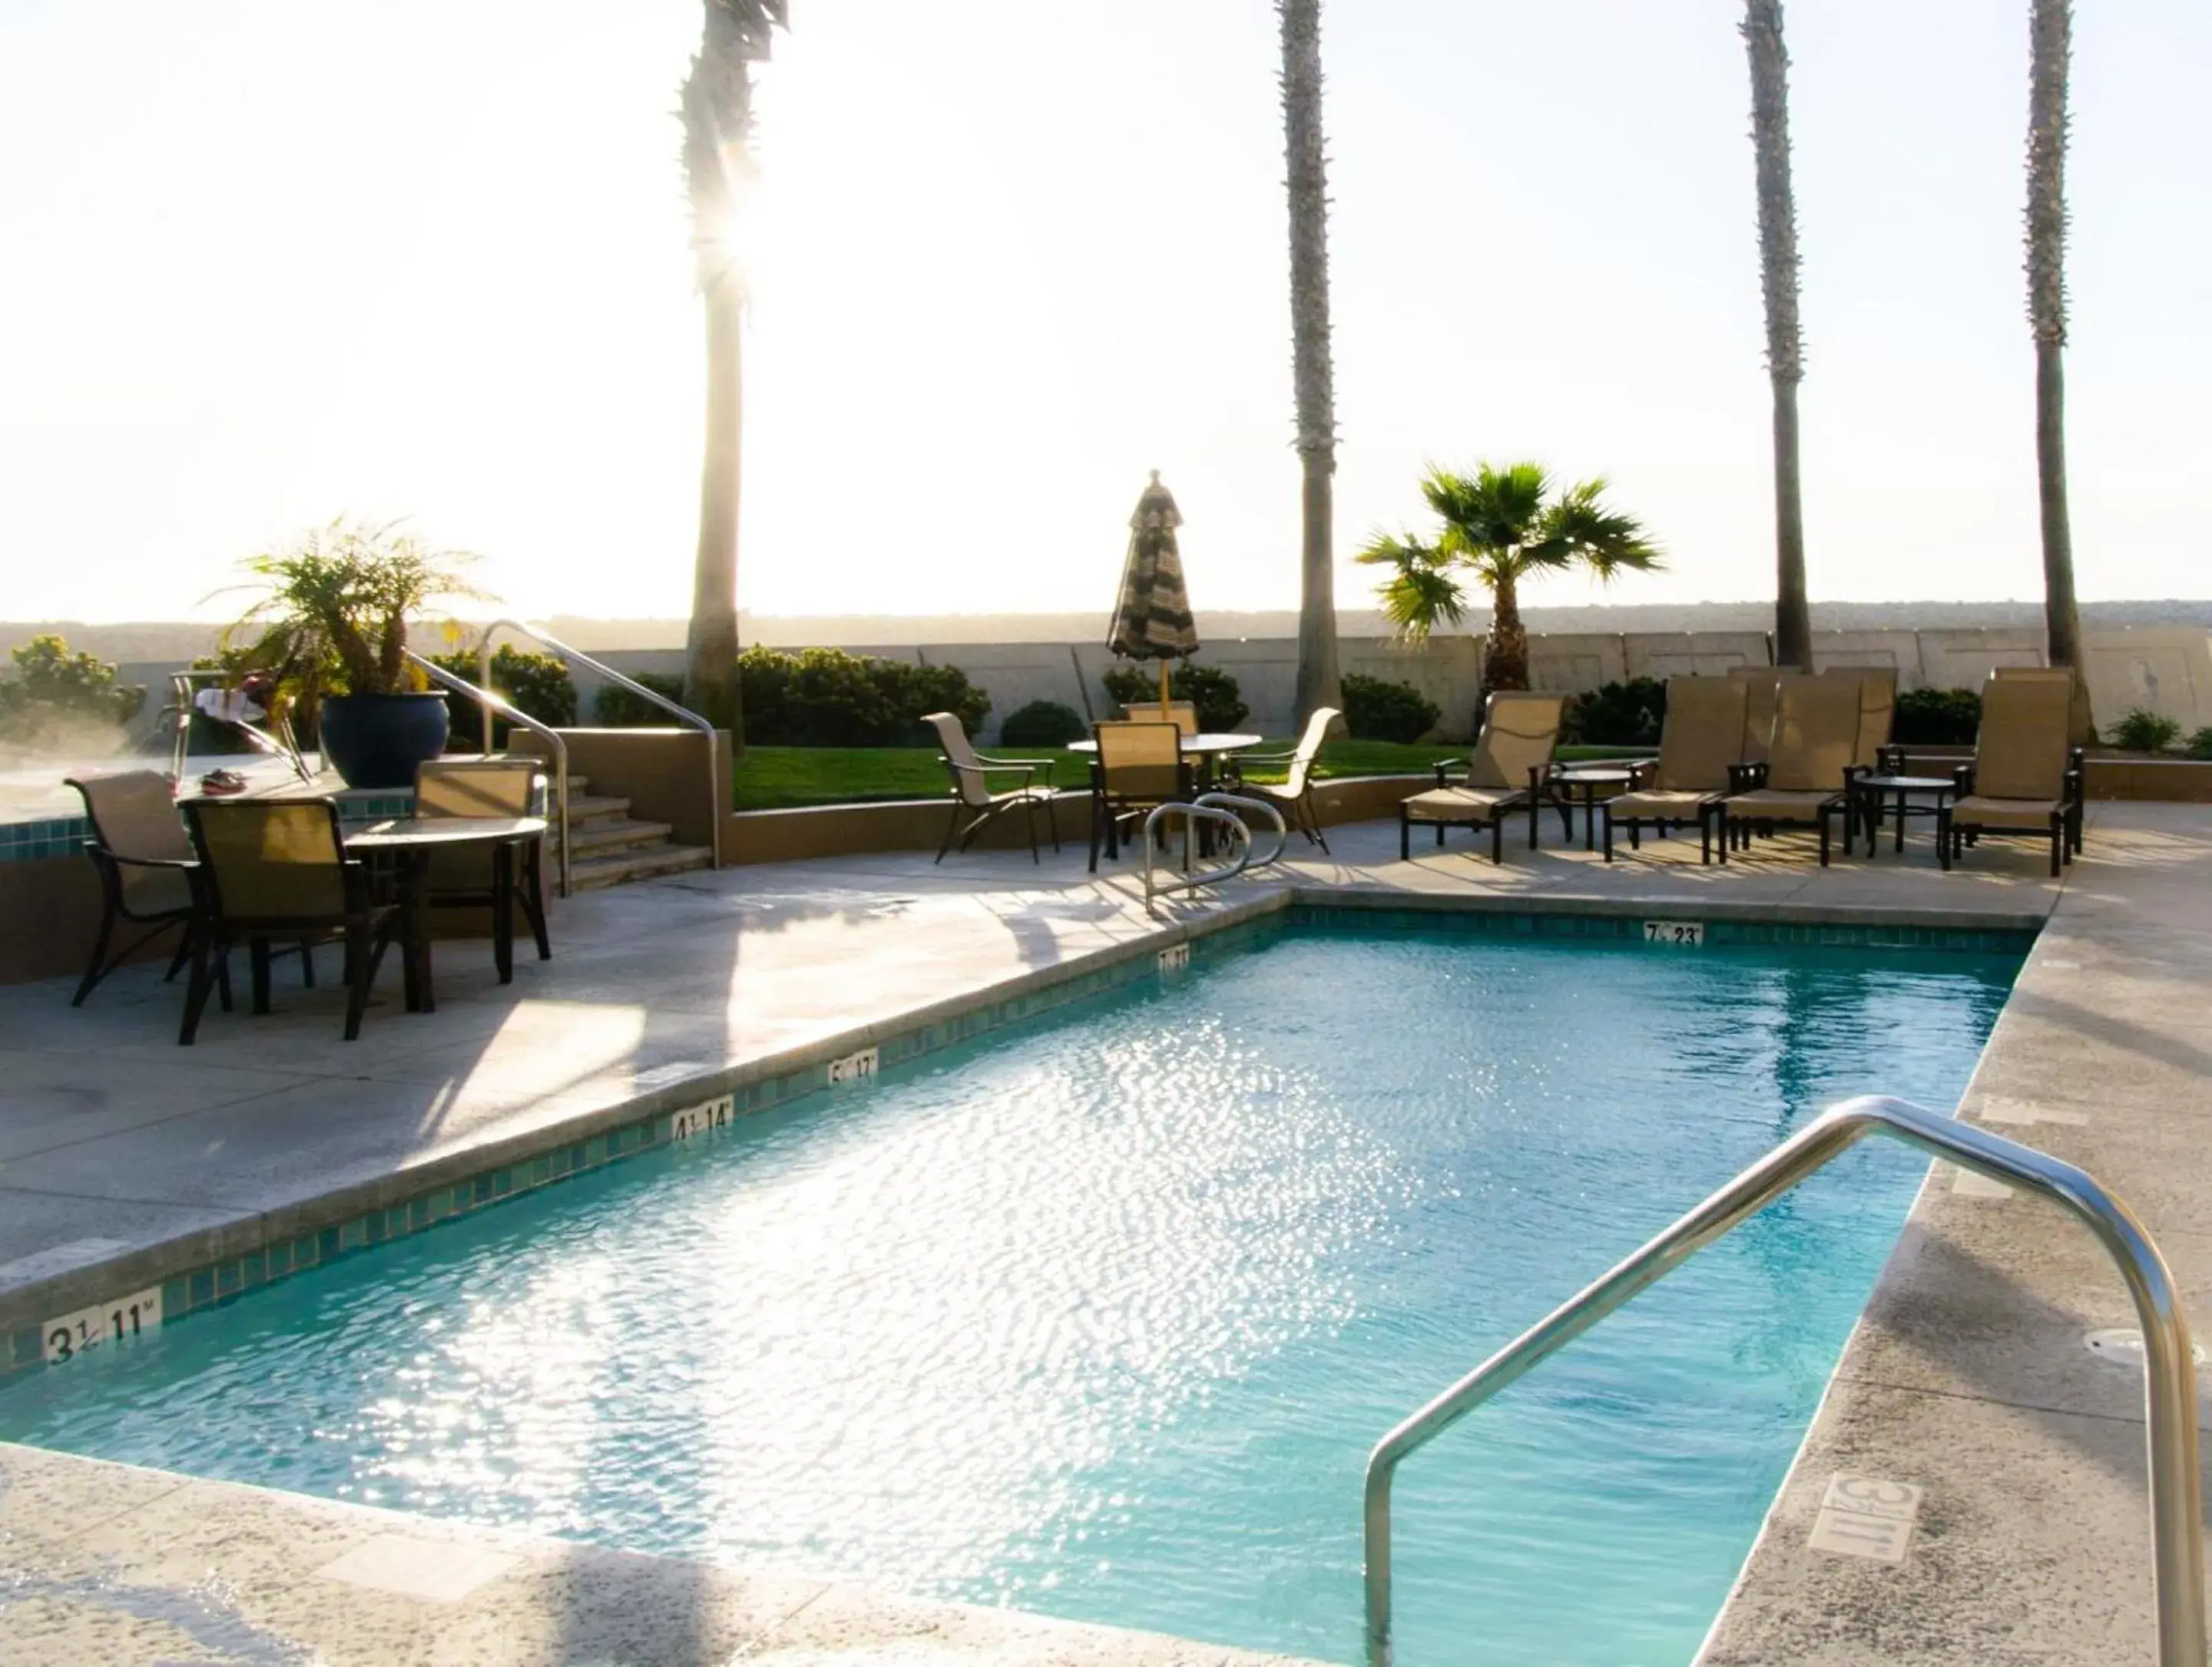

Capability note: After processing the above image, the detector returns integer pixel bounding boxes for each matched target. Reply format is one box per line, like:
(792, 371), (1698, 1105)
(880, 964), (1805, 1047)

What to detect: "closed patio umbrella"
(1108, 471), (1200, 708)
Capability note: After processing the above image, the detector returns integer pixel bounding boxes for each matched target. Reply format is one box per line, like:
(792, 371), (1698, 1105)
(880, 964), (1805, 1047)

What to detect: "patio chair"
(1123, 700), (1199, 736)
(1399, 692), (1568, 863)
(1819, 665), (1898, 841)
(416, 758), (552, 979)
(1599, 678), (1748, 863)
(1089, 720), (1190, 872)
(1939, 673), (2084, 877)
(1720, 674), (1861, 865)
(1223, 706), (1339, 853)
(178, 799), (404, 1045)
(924, 711), (1061, 865)
(1727, 666), (1784, 767)
(65, 771), (201, 1006)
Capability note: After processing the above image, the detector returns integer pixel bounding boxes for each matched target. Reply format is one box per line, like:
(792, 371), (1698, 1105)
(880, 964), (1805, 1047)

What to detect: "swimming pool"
(0, 920), (2019, 1664)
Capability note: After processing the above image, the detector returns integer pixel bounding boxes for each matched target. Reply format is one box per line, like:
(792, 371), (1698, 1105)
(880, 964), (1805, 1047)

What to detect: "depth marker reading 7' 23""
(1644, 921), (1705, 946)
(42, 1286), (163, 1365)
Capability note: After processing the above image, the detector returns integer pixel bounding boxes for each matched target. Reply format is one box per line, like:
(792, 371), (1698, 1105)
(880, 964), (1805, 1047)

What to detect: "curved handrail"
(1363, 1095), (2203, 1667)
(474, 618), (721, 872)
(403, 651), (572, 898)
(1140, 793), (1288, 911)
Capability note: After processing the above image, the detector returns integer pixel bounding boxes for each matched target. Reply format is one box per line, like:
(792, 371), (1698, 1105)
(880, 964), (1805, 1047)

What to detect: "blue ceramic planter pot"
(318, 693), (450, 790)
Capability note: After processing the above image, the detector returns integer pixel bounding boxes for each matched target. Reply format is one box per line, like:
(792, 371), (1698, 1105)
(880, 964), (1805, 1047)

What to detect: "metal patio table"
(345, 816), (549, 1012)
(1848, 774), (1956, 858)
(1551, 767), (1635, 852)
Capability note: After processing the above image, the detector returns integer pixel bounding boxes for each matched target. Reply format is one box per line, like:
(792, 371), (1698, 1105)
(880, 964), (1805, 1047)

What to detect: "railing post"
(1361, 1095), (2203, 1667)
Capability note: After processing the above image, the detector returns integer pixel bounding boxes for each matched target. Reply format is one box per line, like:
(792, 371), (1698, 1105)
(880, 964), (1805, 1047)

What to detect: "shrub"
(2189, 727), (2212, 762)
(1100, 661), (1248, 731)
(1340, 673), (1440, 743)
(594, 670), (688, 727)
(0, 635), (146, 746)
(1562, 678), (1666, 747)
(429, 647), (576, 748)
(998, 700), (1088, 747)
(1892, 687), (1982, 747)
(2108, 708), (2181, 754)
(724, 646), (991, 746)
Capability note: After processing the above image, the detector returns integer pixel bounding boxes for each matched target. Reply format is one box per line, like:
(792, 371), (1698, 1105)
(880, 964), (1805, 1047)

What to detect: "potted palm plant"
(220, 519), (485, 789)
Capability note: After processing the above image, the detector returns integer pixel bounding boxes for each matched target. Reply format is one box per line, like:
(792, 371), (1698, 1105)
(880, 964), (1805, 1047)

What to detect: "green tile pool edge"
(0, 897), (2037, 1381)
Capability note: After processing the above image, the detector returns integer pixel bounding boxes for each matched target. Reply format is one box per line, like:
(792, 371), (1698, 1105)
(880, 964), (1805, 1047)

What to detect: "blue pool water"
(0, 926), (2018, 1664)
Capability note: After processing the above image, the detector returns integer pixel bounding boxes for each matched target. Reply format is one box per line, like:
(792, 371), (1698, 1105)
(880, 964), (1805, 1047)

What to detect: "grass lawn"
(733, 740), (1650, 811)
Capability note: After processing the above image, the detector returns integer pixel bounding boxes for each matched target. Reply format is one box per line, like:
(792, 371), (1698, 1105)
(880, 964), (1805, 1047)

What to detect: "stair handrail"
(1363, 1094), (2203, 1667)
(402, 651), (572, 897)
(474, 619), (721, 872)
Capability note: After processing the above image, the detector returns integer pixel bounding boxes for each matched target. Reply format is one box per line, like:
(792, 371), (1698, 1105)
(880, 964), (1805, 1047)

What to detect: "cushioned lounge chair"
(925, 711), (1061, 865)
(1939, 674), (2083, 877)
(416, 758), (553, 979)
(1819, 665), (1898, 842)
(65, 771), (202, 1006)
(1399, 692), (1566, 863)
(1720, 675), (1861, 865)
(1601, 678), (1748, 863)
(179, 799), (405, 1044)
(1089, 720), (1190, 872)
(1727, 666), (1783, 767)
(1224, 706), (1339, 853)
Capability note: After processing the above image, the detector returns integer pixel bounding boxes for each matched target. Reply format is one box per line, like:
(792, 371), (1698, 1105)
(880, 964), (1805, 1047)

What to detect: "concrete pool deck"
(1, 803), (2207, 1663)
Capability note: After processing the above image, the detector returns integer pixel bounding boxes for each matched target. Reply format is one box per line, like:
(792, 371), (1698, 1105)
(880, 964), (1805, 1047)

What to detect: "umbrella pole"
(1158, 661), (1171, 709)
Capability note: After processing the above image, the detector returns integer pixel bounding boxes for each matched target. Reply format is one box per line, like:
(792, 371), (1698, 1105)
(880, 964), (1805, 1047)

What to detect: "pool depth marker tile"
(1806, 1473), (1922, 1565)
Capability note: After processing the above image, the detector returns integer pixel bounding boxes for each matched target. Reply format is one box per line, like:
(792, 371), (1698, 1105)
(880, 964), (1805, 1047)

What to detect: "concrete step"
(556, 817), (674, 857)
(568, 843), (714, 891)
(563, 794), (632, 826)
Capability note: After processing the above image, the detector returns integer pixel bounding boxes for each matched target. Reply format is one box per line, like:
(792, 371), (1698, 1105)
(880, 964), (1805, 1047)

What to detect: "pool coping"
(0, 883), (2038, 1377)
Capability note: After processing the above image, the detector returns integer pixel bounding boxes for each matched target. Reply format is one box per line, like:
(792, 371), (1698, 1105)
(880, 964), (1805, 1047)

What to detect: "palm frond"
(1419, 461), (1551, 552)
(1527, 478), (1664, 578)
(1354, 531), (1467, 641)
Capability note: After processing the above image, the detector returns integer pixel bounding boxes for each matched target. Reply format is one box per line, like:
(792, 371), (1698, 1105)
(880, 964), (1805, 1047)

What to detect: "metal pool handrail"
(475, 618), (722, 873)
(1140, 792), (1288, 911)
(402, 651), (573, 899)
(1363, 1094), (2204, 1667)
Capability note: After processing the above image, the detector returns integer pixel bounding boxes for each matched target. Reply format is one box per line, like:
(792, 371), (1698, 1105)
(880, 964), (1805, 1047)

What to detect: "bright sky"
(2, 0), (2206, 626)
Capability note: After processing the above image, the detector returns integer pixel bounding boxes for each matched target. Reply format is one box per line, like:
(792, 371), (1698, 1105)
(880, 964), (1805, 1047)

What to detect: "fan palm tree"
(1356, 462), (1662, 691)
(2027, 0), (2092, 739)
(1741, 0), (1813, 671)
(1280, 0), (1342, 727)
(680, 0), (787, 747)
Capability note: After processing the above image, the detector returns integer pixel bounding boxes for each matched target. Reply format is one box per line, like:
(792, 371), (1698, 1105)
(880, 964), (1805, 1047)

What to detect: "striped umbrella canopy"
(1108, 471), (1200, 706)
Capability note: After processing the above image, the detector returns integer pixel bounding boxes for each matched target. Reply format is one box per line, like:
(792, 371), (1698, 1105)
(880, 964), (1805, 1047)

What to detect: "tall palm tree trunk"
(1280, 0), (1343, 727)
(1485, 570), (1530, 694)
(2027, 0), (2092, 740)
(680, 1), (785, 750)
(1742, 0), (1813, 672)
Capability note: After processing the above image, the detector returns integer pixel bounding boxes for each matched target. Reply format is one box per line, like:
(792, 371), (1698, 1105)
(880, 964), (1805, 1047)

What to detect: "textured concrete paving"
(0, 801), (2197, 1664)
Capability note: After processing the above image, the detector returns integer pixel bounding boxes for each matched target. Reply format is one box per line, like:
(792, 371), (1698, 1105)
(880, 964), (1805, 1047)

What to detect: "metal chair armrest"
(96, 848), (199, 872)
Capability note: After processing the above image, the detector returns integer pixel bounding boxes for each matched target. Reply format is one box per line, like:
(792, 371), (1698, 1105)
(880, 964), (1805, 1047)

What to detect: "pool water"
(0, 926), (2018, 1665)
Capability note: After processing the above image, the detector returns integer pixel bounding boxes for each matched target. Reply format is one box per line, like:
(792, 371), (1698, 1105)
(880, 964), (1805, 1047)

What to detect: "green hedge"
(1561, 678), (1666, 747)
(594, 670), (687, 727)
(1892, 687), (1981, 746)
(597, 649), (992, 746)
(1, 635), (144, 744)
(429, 647), (576, 749)
(1340, 674), (1439, 743)
(1101, 662), (1248, 731)
(999, 700), (1088, 747)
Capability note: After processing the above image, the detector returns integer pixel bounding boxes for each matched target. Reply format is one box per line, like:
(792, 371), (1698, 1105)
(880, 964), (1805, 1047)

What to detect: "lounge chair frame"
(1938, 749), (2085, 877)
(65, 773), (201, 1007)
(1718, 675), (1861, 867)
(1398, 763), (1563, 863)
(1224, 706), (1339, 854)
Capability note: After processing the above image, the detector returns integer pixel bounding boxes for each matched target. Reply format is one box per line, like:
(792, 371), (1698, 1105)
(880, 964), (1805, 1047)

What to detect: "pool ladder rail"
(1139, 793), (1288, 913)
(1362, 1094), (2204, 1667)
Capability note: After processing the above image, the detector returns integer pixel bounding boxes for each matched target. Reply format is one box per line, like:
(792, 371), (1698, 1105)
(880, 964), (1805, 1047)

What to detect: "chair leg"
(2049, 816), (2064, 878)
(1305, 789), (1330, 855)
(298, 940), (316, 988)
(71, 903), (118, 1008)
(522, 844), (551, 960)
(179, 930), (217, 1045)
(1492, 813), (1504, 864)
(1602, 809), (1614, 862)
(164, 924), (194, 985)
(1818, 809), (1832, 867)
(1088, 798), (1104, 873)
(250, 937), (273, 1014)
(214, 942), (233, 1012)
(935, 802), (964, 865)
(1044, 792), (1061, 854)
(492, 843), (516, 984)
(1025, 796), (1041, 864)
(1630, 820), (1641, 852)
(1937, 809), (1952, 872)
(1399, 807), (1411, 862)
(1700, 811), (1712, 866)
(343, 916), (376, 1041)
